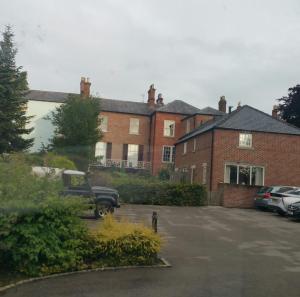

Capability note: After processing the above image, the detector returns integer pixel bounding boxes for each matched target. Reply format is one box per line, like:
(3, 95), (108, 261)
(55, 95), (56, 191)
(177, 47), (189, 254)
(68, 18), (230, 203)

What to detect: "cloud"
(1, 0), (300, 112)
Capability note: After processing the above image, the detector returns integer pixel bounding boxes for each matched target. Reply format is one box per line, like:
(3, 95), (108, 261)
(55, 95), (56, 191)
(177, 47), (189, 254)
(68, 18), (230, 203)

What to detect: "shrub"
(90, 215), (162, 266)
(0, 198), (91, 276)
(43, 152), (77, 169)
(114, 182), (207, 206)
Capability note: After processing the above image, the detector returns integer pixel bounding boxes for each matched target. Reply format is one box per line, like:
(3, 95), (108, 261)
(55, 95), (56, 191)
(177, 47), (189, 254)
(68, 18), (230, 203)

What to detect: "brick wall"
(100, 111), (150, 160)
(151, 112), (186, 175)
(181, 114), (214, 134)
(212, 129), (300, 191)
(175, 131), (213, 185)
(218, 183), (261, 208)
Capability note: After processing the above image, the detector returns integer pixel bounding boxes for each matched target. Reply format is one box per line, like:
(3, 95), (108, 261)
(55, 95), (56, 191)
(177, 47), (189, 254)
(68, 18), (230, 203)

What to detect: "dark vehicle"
(287, 201), (300, 219)
(61, 170), (120, 218)
(254, 186), (272, 210)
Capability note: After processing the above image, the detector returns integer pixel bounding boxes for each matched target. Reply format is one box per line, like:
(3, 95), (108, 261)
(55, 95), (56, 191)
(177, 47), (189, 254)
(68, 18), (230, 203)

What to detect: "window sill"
(238, 146), (254, 150)
(163, 135), (175, 138)
(162, 161), (175, 164)
(129, 133), (140, 135)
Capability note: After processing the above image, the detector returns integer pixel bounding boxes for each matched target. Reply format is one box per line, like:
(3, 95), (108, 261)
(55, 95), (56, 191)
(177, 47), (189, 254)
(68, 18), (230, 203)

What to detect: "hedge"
(114, 182), (207, 206)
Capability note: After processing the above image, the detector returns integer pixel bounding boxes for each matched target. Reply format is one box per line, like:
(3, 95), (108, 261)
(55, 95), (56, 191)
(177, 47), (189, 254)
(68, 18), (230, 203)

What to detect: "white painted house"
(25, 78), (90, 152)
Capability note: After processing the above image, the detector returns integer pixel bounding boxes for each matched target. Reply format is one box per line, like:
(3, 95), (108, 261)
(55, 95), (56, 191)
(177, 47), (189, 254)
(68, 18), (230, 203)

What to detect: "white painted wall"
(26, 100), (62, 152)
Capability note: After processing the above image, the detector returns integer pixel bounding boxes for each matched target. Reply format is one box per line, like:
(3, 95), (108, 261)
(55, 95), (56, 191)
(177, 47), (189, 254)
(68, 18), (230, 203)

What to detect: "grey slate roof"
(24, 90), (73, 103)
(198, 106), (225, 116)
(157, 100), (201, 115)
(177, 105), (300, 143)
(26, 90), (201, 116)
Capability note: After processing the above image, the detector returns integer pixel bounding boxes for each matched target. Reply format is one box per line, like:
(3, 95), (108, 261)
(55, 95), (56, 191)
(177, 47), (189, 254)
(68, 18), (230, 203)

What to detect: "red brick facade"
(175, 128), (300, 205)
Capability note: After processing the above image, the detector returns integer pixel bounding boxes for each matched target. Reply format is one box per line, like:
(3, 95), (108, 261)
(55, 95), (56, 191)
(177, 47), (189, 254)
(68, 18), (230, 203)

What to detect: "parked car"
(60, 170), (120, 218)
(287, 201), (300, 219)
(254, 186), (273, 210)
(268, 187), (300, 216)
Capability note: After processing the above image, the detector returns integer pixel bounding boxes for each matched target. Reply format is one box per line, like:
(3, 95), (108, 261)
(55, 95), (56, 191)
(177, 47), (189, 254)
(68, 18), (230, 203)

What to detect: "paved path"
(4, 205), (300, 297)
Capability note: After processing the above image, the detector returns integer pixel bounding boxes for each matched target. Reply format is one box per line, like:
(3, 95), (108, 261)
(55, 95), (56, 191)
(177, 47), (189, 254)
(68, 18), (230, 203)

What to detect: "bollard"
(152, 211), (158, 233)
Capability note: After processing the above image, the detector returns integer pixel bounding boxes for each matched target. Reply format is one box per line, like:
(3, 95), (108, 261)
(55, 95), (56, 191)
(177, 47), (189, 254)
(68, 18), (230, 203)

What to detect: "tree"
(49, 94), (102, 167)
(0, 26), (33, 153)
(277, 85), (300, 128)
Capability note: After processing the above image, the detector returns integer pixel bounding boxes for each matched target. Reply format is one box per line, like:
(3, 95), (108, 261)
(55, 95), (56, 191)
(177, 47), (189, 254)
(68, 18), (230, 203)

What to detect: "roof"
(182, 106), (225, 121)
(177, 105), (300, 143)
(26, 90), (201, 116)
(25, 90), (73, 103)
(63, 170), (86, 176)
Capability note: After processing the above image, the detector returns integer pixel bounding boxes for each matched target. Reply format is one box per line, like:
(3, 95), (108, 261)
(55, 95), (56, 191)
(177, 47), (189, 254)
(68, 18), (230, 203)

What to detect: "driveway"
(3, 205), (300, 297)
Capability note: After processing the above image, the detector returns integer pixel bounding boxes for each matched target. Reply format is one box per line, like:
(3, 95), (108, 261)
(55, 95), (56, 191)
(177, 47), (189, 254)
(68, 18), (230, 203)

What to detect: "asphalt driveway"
(3, 205), (300, 297)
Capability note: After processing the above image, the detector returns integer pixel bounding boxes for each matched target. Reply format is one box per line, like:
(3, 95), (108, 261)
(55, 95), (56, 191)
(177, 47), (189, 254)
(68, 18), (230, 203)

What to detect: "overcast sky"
(1, 0), (300, 113)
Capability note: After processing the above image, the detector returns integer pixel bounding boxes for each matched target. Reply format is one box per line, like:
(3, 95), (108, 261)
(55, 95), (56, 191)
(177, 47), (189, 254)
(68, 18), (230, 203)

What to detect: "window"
(224, 163), (264, 186)
(191, 165), (196, 184)
(95, 142), (107, 163)
(183, 142), (187, 154)
(162, 146), (175, 163)
(164, 120), (175, 137)
(99, 115), (108, 132)
(129, 118), (139, 134)
(186, 119), (191, 133)
(202, 163), (207, 184)
(193, 138), (197, 152)
(128, 144), (139, 167)
(239, 133), (252, 148)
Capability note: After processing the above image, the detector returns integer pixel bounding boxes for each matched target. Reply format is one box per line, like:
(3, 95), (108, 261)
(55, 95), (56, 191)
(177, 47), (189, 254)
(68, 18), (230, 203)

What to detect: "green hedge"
(114, 182), (207, 206)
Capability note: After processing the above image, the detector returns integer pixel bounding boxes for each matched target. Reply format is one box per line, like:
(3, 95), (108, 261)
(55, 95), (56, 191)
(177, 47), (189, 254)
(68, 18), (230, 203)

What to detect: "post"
(152, 211), (158, 233)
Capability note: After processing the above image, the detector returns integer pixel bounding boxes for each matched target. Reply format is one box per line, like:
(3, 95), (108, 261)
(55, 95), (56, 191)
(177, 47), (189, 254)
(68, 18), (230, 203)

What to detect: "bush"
(43, 152), (77, 170)
(0, 198), (91, 276)
(90, 215), (162, 266)
(114, 182), (207, 206)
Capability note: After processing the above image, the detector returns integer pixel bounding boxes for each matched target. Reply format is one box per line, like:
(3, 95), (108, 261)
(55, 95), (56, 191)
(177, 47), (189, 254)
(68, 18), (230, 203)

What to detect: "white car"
(269, 188), (300, 216)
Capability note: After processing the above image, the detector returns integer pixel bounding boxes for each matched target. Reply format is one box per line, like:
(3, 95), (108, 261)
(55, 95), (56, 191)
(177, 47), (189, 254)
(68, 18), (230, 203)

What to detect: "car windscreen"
(276, 187), (295, 193)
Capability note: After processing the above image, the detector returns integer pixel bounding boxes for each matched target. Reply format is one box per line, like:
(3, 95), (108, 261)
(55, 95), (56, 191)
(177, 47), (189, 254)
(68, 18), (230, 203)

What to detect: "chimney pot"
(237, 101), (242, 111)
(156, 93), (164, 106)
(147, 84), (156, 107)
(272, 105), (279, 118)
(218, 95), (227, 113)
(80, 76), (91, 98)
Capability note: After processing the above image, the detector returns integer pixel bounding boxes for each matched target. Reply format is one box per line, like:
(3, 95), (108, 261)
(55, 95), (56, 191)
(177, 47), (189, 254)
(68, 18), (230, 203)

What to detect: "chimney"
(80, 77), (91, 98)
(156, 93), (164, 106)
(272, 105), (279, 118)
(147, 84), (156, 107)
(218, 96), (227, 113)
(228, 106), (233, 113)
(237, 101), (242, 111)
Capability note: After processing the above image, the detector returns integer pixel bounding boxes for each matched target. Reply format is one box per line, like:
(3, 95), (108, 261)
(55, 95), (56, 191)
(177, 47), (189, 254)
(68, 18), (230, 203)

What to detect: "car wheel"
(94, 201), (113, 219)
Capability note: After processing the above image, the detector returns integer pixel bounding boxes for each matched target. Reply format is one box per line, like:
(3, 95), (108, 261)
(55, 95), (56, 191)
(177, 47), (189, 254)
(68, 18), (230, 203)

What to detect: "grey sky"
(1, 0), (300, 113)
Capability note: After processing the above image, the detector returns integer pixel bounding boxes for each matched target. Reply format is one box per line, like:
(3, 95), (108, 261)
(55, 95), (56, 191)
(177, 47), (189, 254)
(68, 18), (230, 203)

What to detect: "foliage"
(277, 85), (300, 128)
(0, 154), (62, 204)
(49, 94), (102, 165)
(0, 198), (91, 276)
(43, 152), (76, 169)
(158, 168), (171, 181)
(90, 215), (162, 266)
(0, 26), (33, 153)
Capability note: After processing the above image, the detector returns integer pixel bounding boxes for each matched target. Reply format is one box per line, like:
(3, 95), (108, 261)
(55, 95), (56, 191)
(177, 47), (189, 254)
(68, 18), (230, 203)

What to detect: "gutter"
(209, 129), (215, 193)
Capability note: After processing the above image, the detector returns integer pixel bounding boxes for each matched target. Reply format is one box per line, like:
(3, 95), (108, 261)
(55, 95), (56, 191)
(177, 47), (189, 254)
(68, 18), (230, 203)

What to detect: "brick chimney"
(156, 93), (164, 106)
(80, 77), (91, 98)
(272, 105), (279, 118)
(218, 96), (227, 113)
(147, 84), (156, 107)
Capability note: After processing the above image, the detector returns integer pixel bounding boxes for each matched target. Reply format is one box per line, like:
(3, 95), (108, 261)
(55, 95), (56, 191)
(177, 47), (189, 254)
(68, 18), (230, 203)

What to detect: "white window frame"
(127, 144), (139, 167)
(193, 138), (197, 152)
(99, 115), (108, 132)
(186, 119), (191, 133)
(162, 145), (175, 163)
(224, 162), (265, 186)
(129, 118), (140, 135)
(239, 133), (252, 148)
(164, 120), (175, 137)
(95, 142), (107, 163)
(183, 142), (187, 155)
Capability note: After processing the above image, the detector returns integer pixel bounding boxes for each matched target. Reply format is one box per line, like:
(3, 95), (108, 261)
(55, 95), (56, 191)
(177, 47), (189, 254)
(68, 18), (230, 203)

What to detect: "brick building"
(25, 78), (223, 174)
(175, 104), (300, 206)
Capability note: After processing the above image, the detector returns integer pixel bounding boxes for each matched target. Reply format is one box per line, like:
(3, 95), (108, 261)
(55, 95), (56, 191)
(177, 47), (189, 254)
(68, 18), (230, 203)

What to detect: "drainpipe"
(209, 129), (215, 204)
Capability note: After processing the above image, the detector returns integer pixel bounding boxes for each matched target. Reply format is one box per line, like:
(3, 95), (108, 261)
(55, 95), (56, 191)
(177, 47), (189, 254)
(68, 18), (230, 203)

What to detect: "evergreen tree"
(277, 85), (300, 128)
(0, 26), (33, 153)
